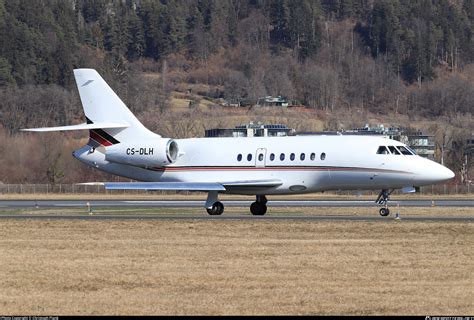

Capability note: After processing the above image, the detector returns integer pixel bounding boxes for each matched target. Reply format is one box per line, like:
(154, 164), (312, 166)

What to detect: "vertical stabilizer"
(73, 69), (158, 145)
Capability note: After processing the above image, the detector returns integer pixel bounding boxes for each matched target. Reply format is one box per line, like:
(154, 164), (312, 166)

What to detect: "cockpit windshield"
(405, 146), (417, 155)
(388, 146), (401, 155)
(376, 146), (390, 154)
(397, 146), (414, 155)
(377, 145), (416, 156)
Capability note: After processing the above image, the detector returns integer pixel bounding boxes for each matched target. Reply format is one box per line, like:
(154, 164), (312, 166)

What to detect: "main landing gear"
(205, 191), (224, 215)
(250, 195), (267, 216)
(206, 201), (224, 215)
(376, 189), (394, 217)
(205, 192), (269, 216)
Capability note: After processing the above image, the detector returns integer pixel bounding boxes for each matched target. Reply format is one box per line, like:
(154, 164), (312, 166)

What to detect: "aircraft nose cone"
(439, 166), (455, 181)
(429, 162), (455, 183)
(412, 159), (455, 186)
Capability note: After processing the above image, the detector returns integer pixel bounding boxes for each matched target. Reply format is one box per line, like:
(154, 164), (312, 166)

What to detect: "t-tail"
(23, 69), (179, 168)
(23, 69), (157, 144)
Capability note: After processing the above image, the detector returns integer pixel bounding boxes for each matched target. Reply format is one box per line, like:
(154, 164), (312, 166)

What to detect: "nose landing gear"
(376, 189), (393, 217)
(379, 207), (390, 216)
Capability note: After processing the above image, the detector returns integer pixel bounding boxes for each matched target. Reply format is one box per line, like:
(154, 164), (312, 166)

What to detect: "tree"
(268, 0), (291, 49)
(186, 2), (208, 60)
(288, 0), (321, 60)
(0, 57), (14, 86)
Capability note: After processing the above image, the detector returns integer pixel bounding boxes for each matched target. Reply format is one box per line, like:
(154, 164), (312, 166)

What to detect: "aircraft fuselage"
(74, 134), (454, 195)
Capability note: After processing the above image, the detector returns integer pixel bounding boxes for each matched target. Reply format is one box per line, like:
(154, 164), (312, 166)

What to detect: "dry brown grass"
(1, 206), (474, 218)
(0, 215), (472, 315)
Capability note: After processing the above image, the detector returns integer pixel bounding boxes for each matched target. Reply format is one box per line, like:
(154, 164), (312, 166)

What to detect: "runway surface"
(1, 199), (474, 208)
(0, 199), (473, 222)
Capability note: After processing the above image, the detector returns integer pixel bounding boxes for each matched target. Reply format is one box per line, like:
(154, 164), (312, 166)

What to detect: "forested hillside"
(0, 0), (473, 183)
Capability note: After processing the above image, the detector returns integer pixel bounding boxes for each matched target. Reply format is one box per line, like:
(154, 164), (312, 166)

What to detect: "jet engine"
(105, 138), (179, 168)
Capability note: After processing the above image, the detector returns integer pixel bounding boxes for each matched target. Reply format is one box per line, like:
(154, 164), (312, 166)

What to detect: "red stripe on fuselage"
(147, 166), (408, 173)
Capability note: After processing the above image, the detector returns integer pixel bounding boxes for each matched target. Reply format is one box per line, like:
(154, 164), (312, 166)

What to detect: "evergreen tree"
(268, 0), (291, 49)
(127, 10), (145, 61)
(0, 56), (14, 86)
(288, 0), (320, 60)
(186, 2), (207, 59)
(139, 1), (163, 60)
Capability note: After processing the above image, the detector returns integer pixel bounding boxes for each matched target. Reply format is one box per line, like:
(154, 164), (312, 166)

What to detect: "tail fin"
(23, 69), (158, 146)
(73, 69), (158, 146)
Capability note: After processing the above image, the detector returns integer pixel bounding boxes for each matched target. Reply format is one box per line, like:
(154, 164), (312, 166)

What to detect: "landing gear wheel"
(250, 202), (267, 216)
(379, 207), (390, 217)
(207, 201), (224, 215)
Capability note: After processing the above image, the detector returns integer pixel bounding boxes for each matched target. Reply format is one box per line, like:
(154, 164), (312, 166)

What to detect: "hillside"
(0, 0), (473, 183)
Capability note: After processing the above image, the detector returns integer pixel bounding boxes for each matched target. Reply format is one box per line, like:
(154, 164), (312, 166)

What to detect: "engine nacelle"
(105, 138), (179, 168)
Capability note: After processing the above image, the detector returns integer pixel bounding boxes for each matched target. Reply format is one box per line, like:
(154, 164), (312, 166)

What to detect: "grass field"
(0, 207), (472, 315)
(1, 205), (474, 218)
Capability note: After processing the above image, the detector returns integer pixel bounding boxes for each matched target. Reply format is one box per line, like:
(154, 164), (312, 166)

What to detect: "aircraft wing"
(80, 180), (282, 191)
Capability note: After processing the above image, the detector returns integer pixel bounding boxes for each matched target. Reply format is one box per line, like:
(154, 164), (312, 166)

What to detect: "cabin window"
(397, 146), (413, 155)
(310, 153), (316, 160)
(377, 146), (389, 154)
(300, 153), (305, 161)
(258, 153), (264, 161)
(320, 153), (326, 160)
(247, 154), (252, 161)
(388, 146), (401, 155)
(280, 153), (285, 161)
(237, 154), (242, 161)
(270, 153), (275, 161)
(290, 153), (295, 161)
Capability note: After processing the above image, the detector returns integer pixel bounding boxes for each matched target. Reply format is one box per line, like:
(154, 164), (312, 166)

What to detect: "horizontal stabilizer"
(21, 122), (130, 132)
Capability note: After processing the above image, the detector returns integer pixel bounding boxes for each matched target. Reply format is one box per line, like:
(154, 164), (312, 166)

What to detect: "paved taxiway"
(1, 199), (474, 209)
(0, 199), (473, 222)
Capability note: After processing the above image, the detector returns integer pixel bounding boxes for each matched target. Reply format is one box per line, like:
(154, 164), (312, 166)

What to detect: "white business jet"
(24, 69), (455, 216)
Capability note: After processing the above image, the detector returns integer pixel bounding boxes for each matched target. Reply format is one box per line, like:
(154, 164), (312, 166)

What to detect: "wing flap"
(83, 182), (226, 191)
(21, 122), (130, 132)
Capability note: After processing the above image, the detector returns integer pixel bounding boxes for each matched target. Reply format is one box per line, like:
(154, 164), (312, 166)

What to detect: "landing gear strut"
(250, 195), (267, 216)
(376, 189), (393, 217)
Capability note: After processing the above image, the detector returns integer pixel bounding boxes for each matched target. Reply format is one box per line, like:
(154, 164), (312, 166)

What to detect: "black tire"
(250, 202), (267, 216)
(207, 201), (224, 215)
(379, 207), (390, 217)
(215, 201), (224, 215)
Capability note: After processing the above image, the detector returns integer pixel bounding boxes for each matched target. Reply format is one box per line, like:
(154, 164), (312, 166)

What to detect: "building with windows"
(256, 96), (289, 107)
(205, 122), (435, 159)
(298, 124), (436, 159)
(205, 122), (294, 138)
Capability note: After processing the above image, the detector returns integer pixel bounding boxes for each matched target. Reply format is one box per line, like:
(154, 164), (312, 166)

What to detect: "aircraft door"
(255, 148), (267, 167)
